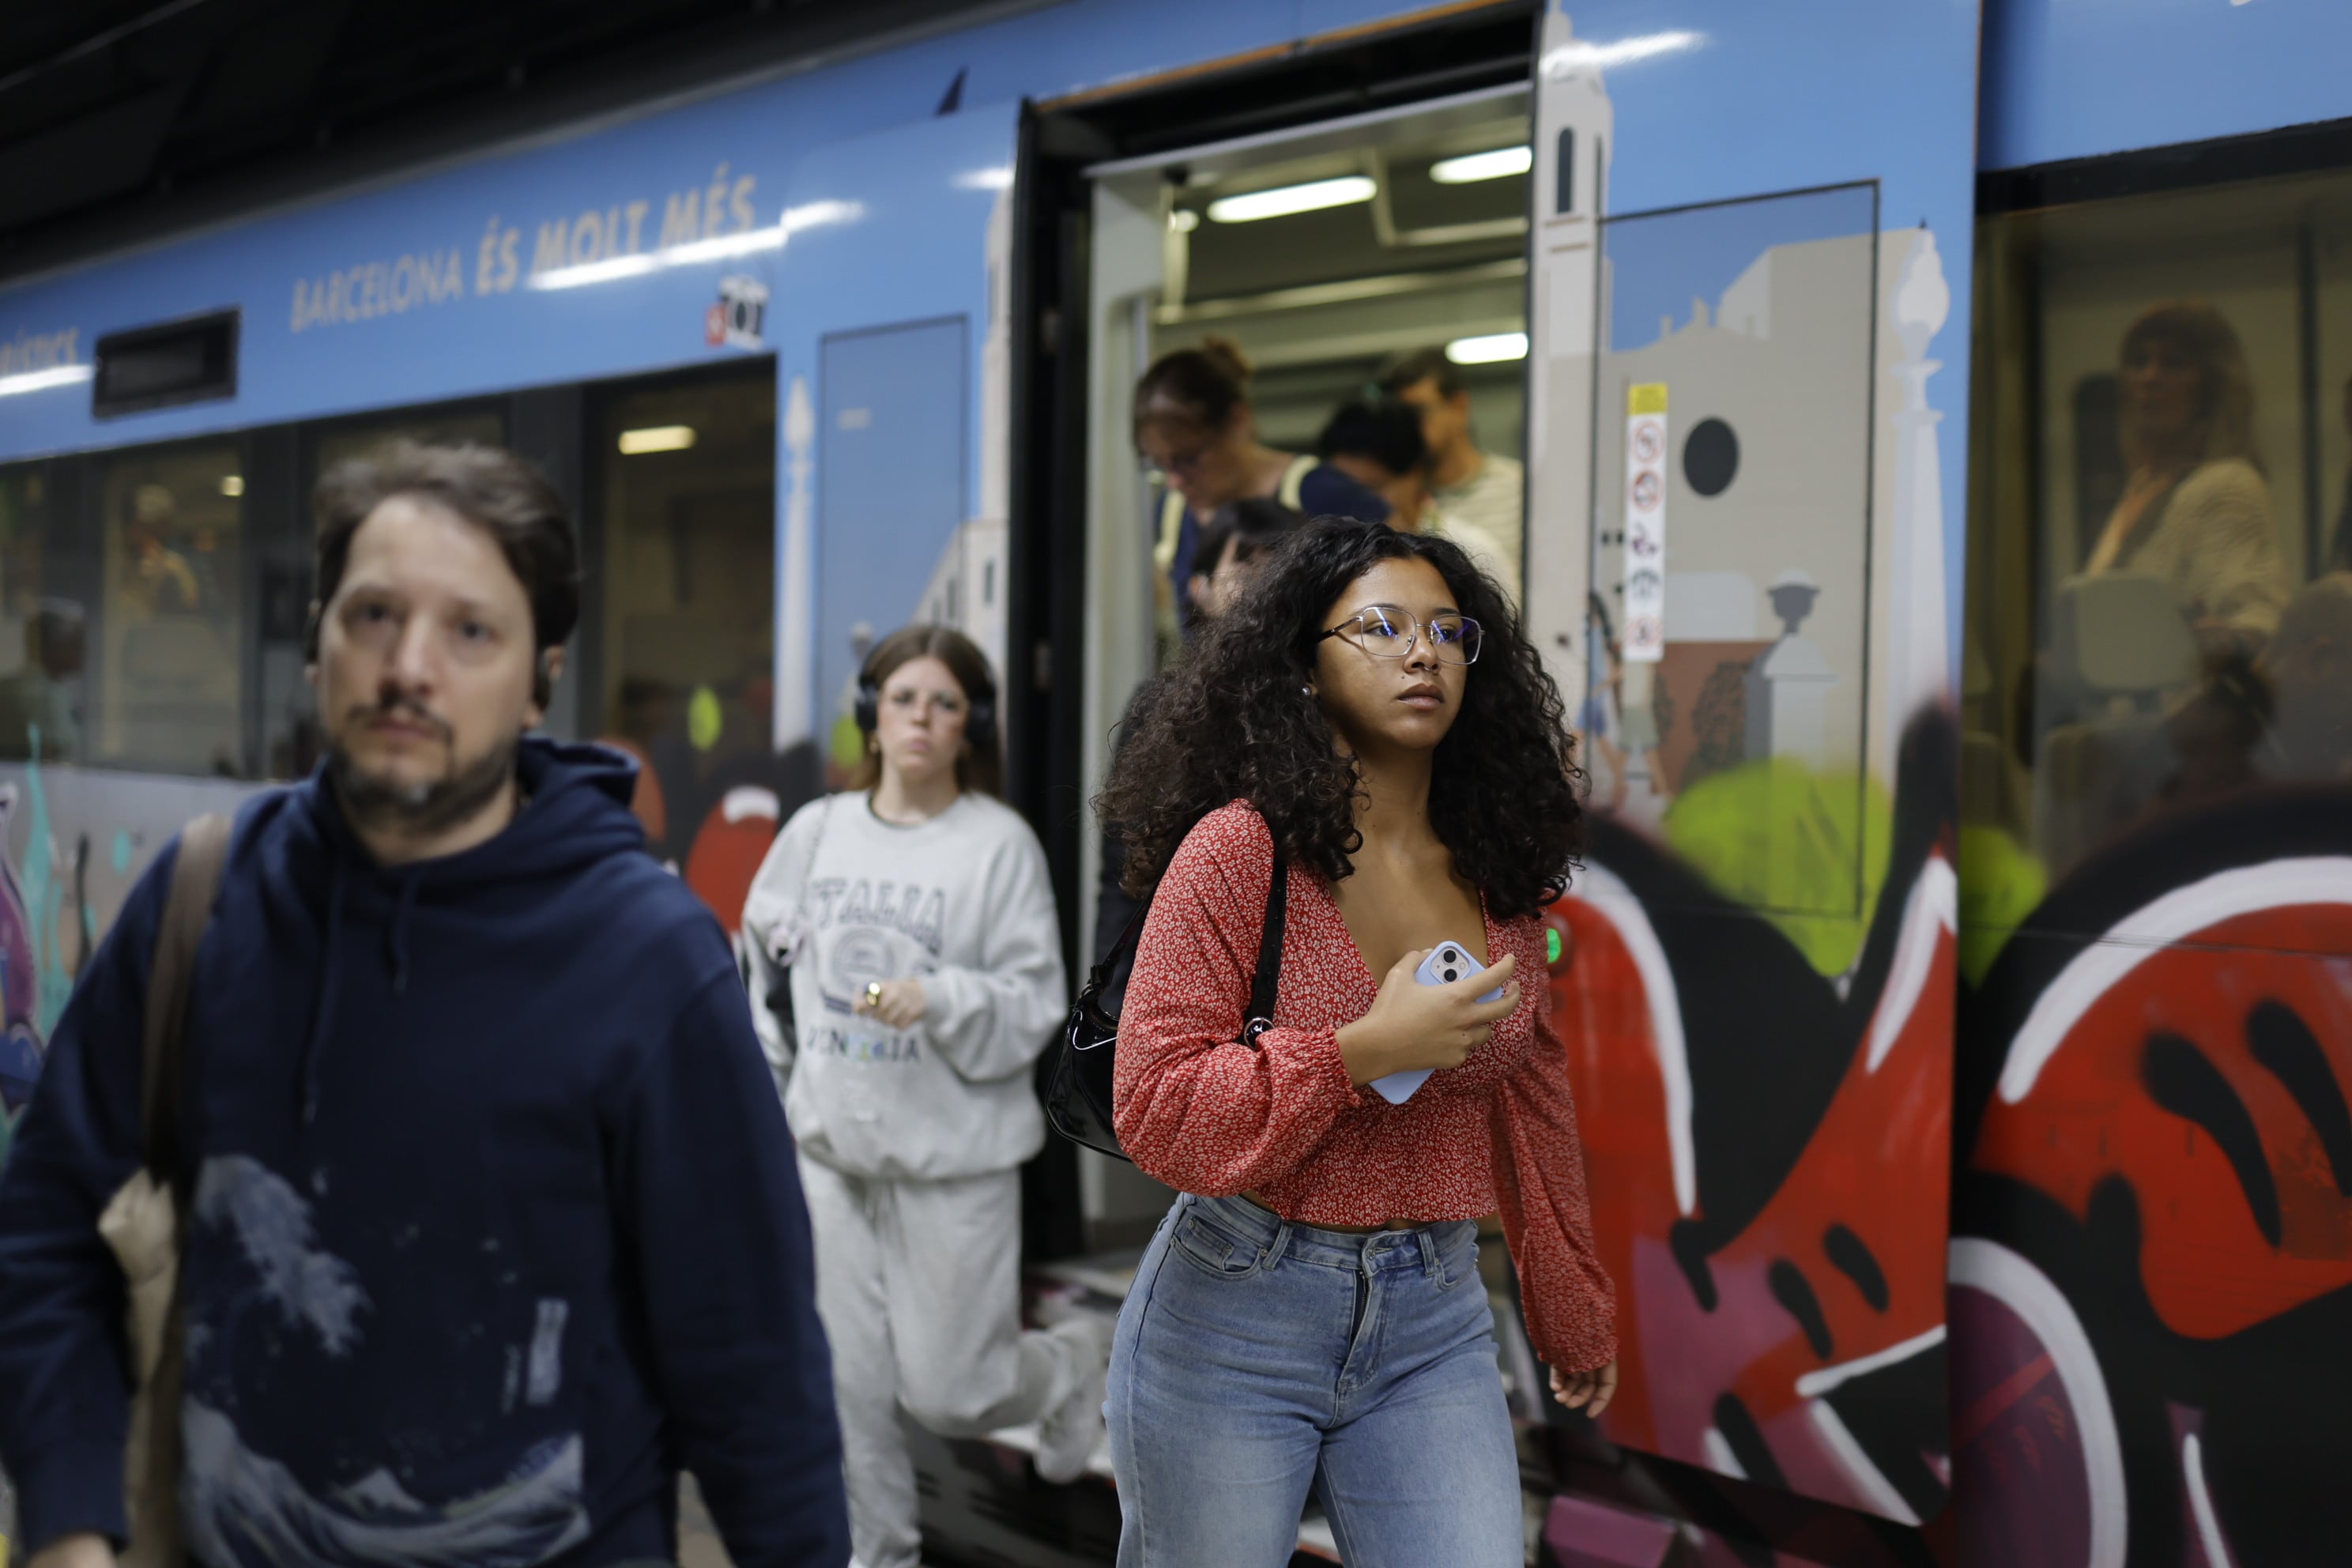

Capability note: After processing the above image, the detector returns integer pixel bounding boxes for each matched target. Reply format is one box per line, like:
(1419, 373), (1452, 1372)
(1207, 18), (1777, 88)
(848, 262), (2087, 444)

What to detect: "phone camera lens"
(1443, 968), (1458, 982)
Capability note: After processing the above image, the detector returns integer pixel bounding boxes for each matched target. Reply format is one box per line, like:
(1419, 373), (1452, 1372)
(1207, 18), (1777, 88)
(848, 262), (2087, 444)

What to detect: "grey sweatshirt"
(740, 790), (1066, 1180)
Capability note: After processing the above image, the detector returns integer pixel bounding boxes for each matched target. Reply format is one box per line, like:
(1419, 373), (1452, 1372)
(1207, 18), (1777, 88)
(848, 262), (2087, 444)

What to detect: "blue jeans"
(1106, 1193), (1522, 1567)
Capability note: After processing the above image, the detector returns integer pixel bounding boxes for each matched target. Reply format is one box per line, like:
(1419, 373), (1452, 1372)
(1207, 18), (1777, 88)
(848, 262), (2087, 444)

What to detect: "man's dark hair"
(1379, 347), (1465, 402)
(310, 440), (581, 707)
(1100, 514), (1579, 922)
(1317, 399), (1430, 481)
(1193, 498), (1307, 583)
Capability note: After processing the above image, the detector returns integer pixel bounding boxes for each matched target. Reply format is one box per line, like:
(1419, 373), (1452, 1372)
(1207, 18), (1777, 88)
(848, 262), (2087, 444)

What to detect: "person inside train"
(0, 440), (851, 1568)
(2082, 300), (2289, 660)
(1133, 337), (1389, 646)
(1382, 346), (1525, 576)
(1096, 497), (1309, 975)
(740, 624), (1108, 1568)
(1096, 514), (1615, 1566)
(0, 597), (85, 761)
(2258, 571), (2352, 781)
(1316, 398), (1518, 598)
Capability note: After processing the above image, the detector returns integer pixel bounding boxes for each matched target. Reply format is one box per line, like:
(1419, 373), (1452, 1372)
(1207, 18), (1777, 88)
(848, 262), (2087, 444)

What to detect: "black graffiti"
(2143, 1031), (2282, 1247)
(2247, 1000), (2352, 1197)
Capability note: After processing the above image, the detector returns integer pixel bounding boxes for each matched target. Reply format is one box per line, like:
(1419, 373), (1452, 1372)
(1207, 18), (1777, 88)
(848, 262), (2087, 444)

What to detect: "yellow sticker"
(687, 686), (723, 753)
(1627, 383), (1668, 415)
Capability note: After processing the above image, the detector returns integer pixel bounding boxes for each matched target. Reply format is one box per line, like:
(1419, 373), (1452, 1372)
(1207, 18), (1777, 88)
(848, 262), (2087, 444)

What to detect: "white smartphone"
(1368, 942), (1506, 1106)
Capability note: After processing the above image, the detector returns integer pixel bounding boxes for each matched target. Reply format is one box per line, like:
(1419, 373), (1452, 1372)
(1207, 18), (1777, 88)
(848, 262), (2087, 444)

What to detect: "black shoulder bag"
(1046, 858), (1287, 1163)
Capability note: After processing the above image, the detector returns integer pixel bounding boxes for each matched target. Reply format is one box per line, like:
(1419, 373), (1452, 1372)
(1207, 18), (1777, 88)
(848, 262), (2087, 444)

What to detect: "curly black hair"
(1099, 515), (1581, 921)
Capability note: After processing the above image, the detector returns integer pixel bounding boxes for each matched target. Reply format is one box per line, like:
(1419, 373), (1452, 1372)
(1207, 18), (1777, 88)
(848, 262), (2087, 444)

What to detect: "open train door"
(1519, 0), (1981, 1555)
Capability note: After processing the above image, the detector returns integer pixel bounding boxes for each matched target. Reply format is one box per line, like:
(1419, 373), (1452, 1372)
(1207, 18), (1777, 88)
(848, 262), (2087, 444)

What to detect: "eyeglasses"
(1319, 606), (1483, 665)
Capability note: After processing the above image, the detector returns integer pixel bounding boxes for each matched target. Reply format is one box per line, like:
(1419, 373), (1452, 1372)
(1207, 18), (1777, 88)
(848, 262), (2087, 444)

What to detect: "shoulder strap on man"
(1154, 489), (1186, 574)
(141, 814), (232, 1187)
(1276, 454), (1316, 512)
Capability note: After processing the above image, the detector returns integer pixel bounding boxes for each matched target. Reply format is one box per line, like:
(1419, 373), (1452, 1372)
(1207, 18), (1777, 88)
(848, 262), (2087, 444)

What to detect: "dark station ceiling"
(0, 0), (1027, 282)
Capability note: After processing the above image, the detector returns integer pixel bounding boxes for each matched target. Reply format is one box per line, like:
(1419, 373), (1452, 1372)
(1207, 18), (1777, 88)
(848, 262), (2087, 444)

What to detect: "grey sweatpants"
(800, 1155), (1077, 1568)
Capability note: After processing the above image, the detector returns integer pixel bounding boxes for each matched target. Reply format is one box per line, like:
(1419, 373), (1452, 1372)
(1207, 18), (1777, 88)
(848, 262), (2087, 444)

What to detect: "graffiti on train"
(1946, 786), (2352, 1568)
(0, 752), (96, 1167)
(1542, 711), (1960, 1532)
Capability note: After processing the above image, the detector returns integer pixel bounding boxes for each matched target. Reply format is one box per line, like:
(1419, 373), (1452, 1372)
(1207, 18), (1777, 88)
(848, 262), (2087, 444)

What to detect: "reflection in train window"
(0, 463), (83, 763)
(1966, 168), (2352, 891)
(96, 443), (244, 775)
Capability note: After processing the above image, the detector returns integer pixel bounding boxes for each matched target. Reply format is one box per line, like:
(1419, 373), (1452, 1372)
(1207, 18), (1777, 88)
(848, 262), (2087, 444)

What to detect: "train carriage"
(2, 2), (2348, 1563)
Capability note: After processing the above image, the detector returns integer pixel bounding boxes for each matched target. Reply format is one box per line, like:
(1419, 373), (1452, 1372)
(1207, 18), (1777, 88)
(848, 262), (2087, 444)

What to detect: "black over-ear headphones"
(855, 657), (997, 753)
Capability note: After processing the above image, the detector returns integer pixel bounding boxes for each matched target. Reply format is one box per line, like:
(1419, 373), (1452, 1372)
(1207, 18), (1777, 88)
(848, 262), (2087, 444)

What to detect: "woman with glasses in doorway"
(1134, 337), (1390, 645)
(1096, 516), (1615, 1567)
(741, 625), (1108, 1568)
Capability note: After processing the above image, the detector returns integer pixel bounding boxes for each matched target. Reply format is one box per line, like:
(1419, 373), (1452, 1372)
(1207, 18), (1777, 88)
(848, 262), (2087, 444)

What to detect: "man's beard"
(329, 703), (521, 839)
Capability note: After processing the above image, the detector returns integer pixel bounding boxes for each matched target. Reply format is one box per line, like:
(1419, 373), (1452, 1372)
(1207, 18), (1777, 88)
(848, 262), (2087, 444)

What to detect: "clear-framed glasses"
(1319, 605), (1483, 666)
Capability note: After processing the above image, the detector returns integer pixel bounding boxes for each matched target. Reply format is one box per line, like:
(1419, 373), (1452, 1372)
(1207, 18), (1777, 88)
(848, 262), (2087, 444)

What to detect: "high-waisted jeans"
(1105, 1192), (1523, 1567)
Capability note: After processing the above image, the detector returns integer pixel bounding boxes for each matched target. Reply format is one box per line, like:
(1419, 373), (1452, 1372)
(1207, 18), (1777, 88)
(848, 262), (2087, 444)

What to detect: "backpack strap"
(1153, 490), (1187, 575)
(1276, 454), (1316, 512)
(142, 814), (231, 1189)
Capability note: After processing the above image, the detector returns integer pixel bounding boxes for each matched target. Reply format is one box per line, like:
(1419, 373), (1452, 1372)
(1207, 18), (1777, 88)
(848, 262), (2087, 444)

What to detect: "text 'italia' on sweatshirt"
(741, 790), (1067, 1182)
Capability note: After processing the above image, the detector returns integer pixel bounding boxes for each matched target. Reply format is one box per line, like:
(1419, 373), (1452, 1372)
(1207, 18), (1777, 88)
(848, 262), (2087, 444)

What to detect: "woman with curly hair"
(1096, 515), (1615, 1566)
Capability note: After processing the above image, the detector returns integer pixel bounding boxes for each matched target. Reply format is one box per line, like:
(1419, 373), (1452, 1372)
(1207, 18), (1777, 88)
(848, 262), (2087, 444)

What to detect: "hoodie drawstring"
(300, 856), (349, 1126)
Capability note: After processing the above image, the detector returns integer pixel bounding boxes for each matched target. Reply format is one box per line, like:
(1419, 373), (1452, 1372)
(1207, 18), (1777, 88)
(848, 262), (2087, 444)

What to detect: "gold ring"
(865, 982), (884, 1006)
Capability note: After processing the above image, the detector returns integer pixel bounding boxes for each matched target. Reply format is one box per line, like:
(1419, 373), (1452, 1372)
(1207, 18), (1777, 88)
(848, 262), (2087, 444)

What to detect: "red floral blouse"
(1114, 802), (1617, 1374)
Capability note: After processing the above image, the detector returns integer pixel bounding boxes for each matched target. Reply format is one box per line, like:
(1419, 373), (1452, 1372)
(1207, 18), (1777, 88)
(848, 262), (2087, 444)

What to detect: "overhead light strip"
(1207, 175), (1377, 224)
(1430, 145), (1532, 184)
(618, 425), (697, 455)
(1446, 332), (1528, 365)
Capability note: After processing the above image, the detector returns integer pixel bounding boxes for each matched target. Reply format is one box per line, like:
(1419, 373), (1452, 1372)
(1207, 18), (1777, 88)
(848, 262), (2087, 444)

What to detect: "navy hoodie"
(0, 739), (849, 1567)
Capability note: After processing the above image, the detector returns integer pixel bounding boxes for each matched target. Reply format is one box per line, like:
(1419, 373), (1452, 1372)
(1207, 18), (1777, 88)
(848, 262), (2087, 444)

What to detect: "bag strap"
(1242, 858), (1287, 1046)
(1083, 850), (1289, 1049)
(141, 814), (232, 1188)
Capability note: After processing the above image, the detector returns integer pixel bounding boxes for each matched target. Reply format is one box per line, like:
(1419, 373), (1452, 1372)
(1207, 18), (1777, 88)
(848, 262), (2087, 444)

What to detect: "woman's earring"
(1302, 684), (1316, 699)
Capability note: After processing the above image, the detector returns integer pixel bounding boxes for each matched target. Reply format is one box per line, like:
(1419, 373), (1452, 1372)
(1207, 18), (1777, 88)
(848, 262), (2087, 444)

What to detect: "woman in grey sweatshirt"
(739, 625), (1104, 1568)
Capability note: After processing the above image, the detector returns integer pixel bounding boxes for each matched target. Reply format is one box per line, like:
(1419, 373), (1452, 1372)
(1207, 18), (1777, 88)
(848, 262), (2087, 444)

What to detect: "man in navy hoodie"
(0, 442), (850, 1568)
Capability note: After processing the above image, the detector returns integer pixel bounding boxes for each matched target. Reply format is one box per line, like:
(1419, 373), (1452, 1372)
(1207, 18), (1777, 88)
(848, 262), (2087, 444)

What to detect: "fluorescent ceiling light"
(618, 425), (696, 455)
(0, 364), (92, 398)
(1446, 332), (1528, 365)
(220, 475), (245, 497)
(1207, 175), (1376, 224)
(1430, 146), (1532, 184)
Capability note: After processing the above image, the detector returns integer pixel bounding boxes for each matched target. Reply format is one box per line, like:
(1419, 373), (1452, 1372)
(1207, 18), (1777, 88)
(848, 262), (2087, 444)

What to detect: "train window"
(0, 463), (85, 763)
(587, 365), (778, 873)
(311, 404), (506, 479)
(93, 443), (244, 775)
(1967, 167), (2352, 885)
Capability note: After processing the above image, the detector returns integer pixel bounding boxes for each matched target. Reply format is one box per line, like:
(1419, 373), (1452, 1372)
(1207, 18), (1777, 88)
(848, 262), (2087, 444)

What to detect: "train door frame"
(1001, 3), (1540, 1264)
